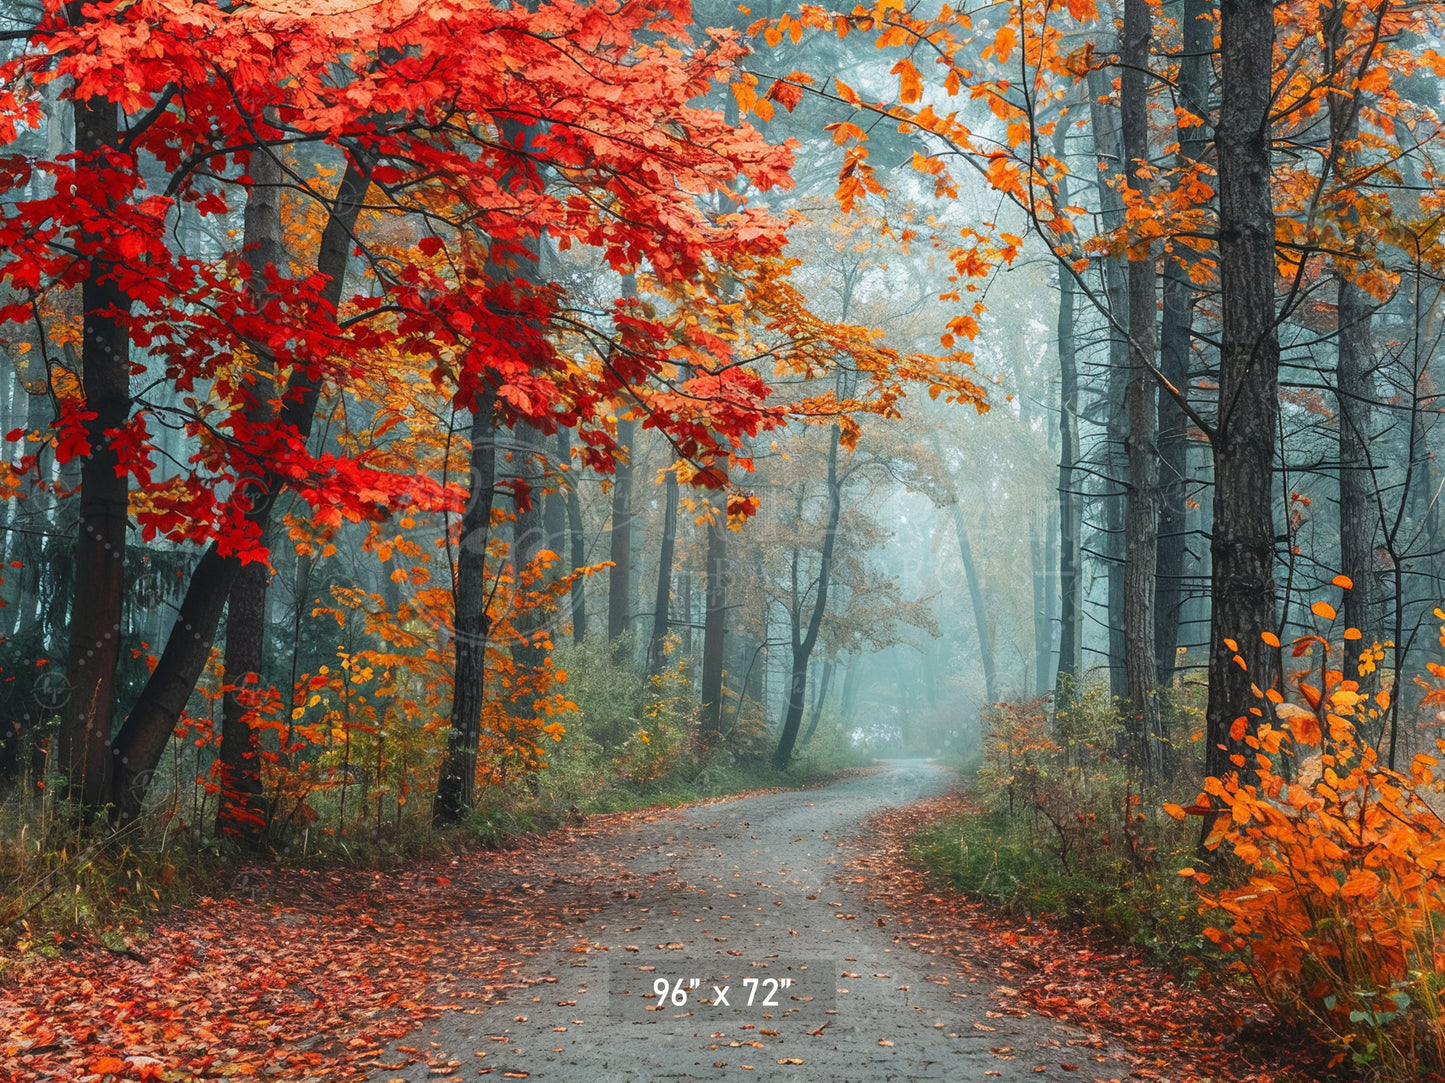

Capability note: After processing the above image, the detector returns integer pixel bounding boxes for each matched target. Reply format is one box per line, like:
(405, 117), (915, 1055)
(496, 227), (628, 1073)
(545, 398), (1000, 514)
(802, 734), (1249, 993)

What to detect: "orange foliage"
(1185, 598), (1445, 1074)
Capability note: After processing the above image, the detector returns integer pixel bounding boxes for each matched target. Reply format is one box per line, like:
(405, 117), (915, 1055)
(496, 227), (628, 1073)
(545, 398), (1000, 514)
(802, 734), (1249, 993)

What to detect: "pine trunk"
(1121, 0), (1160, 778)
(1154, 0), (1211, 687)
(1206, 0), (1280, 782)
(57, 93), (131, 807)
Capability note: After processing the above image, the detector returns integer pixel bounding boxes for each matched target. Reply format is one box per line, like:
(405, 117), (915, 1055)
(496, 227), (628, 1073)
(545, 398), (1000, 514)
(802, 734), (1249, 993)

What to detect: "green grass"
(908, 809), (1212, 972)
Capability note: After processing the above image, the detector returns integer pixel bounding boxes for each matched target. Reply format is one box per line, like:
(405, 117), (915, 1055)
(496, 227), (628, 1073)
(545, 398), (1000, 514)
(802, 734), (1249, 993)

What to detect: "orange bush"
(1181, 604), (1445, 1076)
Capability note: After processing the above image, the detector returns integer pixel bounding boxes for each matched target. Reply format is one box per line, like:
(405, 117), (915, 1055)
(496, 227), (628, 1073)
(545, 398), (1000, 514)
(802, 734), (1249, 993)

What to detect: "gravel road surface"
(372, 761), (1125, 1083)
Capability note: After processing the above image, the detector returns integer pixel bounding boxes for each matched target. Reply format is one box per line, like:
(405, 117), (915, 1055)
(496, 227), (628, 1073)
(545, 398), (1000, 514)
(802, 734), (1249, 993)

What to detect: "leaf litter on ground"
(853, 790), (1344, 1083)
(3, 780), (1347, 1083)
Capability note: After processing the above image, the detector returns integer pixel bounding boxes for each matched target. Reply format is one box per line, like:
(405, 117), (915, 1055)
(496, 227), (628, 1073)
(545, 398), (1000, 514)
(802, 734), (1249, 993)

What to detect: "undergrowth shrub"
(0, 787), (210, 970)
(911, 682), (1209, 968)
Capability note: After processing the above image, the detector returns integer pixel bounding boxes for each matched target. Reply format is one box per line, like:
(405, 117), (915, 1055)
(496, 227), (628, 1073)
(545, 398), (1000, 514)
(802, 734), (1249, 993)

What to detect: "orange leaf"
(891, 57), (923, 104)
(1260, 631), (1280, 648)
(1311, 600), (1337, 621)
(1332, 574), (1354, 589)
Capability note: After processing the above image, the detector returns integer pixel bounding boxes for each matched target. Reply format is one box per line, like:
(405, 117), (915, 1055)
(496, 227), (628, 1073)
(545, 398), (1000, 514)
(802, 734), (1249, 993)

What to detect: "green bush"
(909, 682), (1210, 970)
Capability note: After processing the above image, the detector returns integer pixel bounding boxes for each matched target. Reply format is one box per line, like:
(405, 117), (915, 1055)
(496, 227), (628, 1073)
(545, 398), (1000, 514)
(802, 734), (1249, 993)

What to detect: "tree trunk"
(542, 435), (569, 581)
(1030, 515), (1053, 698)
(1043, 500), (1059, 694)
(699, 488), (728, 742)
(950, 502), (999, 705)
(607, 417), (635, 651)
(773, 426), (842, 770)
(648, 461), (680, 675)
(1121, 0), (1160, 778)
(800, 655), (835, 746)
(510, 421), (549, 676)
(217, 142), (285, 845)
(1055, 130), (1084, 698)
(111, 152), (373, 817)
(558, 430), (588, 643)
(56, 92), (132, 807)
(435, 386), (498, 823)
(1154, 0), (1210, 688)
(1206, 0), (1280, 783)
(839, 653), (860, 721)
(1088, 62), (1130, 703)
(1324, 3), (1377, 681)
(217, 557), (270, 843)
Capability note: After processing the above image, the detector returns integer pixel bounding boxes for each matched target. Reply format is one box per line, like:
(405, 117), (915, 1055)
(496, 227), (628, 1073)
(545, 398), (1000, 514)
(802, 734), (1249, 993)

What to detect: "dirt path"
(373, 761), (1127, 1082)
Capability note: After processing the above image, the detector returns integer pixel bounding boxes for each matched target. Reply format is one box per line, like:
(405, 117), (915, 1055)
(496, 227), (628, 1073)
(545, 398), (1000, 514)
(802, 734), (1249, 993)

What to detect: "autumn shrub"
(911, 683), (1209, 967)
(1183, 609), (1445, 1078)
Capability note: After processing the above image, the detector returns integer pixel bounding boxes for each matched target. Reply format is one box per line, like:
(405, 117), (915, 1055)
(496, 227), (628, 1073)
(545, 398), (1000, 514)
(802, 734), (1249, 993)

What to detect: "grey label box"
(605, 956), (837, 1024)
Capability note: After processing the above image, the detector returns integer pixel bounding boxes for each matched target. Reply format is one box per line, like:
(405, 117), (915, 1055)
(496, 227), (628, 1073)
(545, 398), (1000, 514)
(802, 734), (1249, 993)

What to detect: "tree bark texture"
(1121, 0), (1161, 778)
(217, 138), (285, 845)
(1155, 0), (1211, 687)
(57, 92), (132, 807)
(1206, 0), (1281, 783)
(608, 417), (635, 650)
(435, 386), (498, 822)
(1325, 2), (1378, 680)
(773, 426), (841, 770)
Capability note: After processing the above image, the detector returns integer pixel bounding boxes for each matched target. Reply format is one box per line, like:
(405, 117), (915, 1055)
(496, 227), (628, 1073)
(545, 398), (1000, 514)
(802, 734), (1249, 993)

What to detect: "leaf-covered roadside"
(862, 790), (1340, 1083)
(0, 806), (684, 1083)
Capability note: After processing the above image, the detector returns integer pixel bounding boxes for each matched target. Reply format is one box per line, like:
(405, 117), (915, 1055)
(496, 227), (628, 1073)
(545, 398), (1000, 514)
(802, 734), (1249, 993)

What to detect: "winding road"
(372, 762), (1125, 1082)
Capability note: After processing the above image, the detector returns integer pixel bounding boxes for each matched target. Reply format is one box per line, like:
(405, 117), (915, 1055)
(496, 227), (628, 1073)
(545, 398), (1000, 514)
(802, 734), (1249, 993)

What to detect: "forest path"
(372, 761), (1126, 1083)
